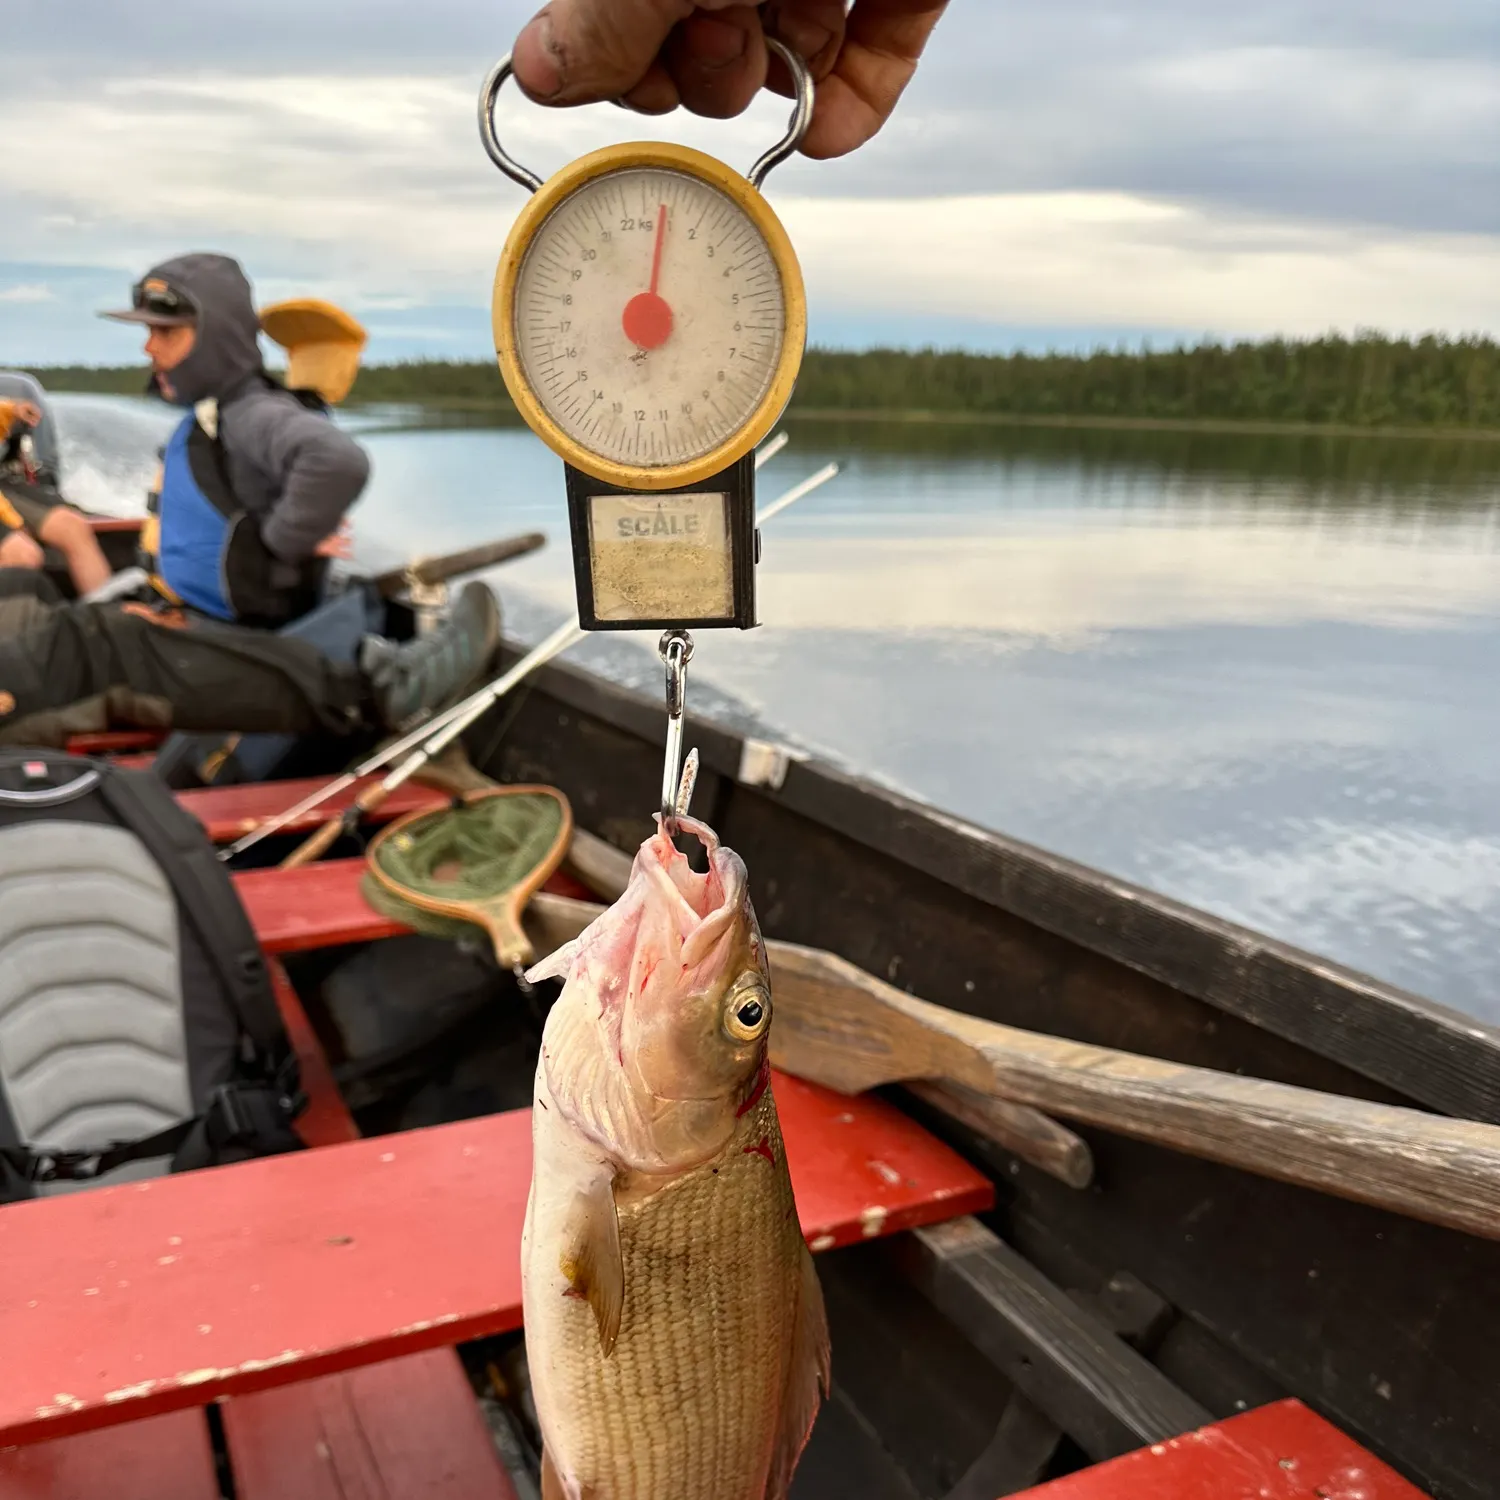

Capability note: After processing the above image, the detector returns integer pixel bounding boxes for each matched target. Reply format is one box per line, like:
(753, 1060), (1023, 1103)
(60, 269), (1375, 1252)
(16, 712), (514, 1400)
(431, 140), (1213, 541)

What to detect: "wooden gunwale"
(509, 643), (1500, 1123)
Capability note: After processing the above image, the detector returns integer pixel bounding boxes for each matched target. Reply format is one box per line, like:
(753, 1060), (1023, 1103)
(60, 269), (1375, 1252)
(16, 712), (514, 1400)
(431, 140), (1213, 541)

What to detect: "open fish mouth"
(640, 814), (750, 972)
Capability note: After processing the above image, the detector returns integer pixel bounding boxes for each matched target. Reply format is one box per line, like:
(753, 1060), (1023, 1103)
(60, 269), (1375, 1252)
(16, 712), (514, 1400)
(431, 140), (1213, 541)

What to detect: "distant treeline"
(23, 334), (1500, 429)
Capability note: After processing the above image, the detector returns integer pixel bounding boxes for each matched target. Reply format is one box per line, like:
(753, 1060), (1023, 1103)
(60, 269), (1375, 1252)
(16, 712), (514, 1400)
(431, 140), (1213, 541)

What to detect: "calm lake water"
(50, 395), (1500, 1024)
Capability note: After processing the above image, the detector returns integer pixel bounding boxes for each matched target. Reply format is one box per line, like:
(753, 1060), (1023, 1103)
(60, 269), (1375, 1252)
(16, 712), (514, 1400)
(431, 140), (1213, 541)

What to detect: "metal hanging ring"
(480, 39), (813, 196)
(479, 55), (545, 193)
(748, 38), (816, 189)
(659, 631), (695, 832)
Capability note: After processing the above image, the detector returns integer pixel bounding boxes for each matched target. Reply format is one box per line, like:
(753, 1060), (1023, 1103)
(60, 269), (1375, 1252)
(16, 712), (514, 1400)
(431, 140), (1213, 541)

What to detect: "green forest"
(25, 334), (1500, 430)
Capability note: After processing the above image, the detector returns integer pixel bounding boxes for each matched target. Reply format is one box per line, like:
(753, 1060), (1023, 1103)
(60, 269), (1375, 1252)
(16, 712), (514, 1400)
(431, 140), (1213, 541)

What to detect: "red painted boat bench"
(230, 856), (591, 957)
(1010, 1397), (1431, 1498)
(0, 1074), (990, 1452)
(179, 775), (448, 845)
(0, 956), (517, 1498)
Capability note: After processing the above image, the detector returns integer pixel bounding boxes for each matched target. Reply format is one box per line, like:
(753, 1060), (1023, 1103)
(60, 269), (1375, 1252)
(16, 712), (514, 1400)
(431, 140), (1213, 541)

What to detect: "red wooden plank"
(234, 860), (406, 955)
(0, 1410), (218, 1500)
(237, 859), (633, 956)
(1012, 1398), (1430, 1499)
(239, 978), (512, 1499)
(179, 777), (447, 846)
(65, 730), (165, 755)
(223, 1348), (518, 1500)
(0, 1077), (990, 1447)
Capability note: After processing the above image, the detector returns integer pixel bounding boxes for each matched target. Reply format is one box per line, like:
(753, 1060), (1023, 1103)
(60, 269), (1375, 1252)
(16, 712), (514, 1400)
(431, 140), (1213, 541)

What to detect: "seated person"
(0, 395), (114, 597)
(0, 256), (498, 745)
(108, 255), (369, 626)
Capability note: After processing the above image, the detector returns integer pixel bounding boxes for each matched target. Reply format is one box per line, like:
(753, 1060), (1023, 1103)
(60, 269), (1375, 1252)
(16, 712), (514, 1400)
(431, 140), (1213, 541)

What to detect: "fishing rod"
(218, 617), (584, 862)
(757, 462), (838, 525)
(225, 453), (838, 866)
(754, 430), (789, 468)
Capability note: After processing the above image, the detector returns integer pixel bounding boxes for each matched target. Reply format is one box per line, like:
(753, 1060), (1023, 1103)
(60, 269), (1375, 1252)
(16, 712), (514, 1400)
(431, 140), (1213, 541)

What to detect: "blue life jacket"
(146, 402), (324, 626)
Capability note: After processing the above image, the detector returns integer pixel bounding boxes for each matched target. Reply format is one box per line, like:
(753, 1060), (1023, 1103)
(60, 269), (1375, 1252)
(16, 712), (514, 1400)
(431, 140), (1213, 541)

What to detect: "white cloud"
(781, 194), (1500, 338)
(2, 69), (1496, 351)
(0, 283), (56, 304)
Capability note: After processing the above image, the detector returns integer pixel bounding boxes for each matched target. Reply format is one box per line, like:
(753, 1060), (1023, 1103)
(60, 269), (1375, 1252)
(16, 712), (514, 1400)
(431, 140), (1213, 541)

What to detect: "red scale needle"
(622, 203), (673, 351)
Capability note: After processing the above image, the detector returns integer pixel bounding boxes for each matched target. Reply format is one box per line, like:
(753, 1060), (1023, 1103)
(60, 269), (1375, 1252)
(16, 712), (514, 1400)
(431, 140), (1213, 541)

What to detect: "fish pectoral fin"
(560, 1174), (624, 1358)
(526, 938), (581, 986)
(765, 1246), (831, 1500)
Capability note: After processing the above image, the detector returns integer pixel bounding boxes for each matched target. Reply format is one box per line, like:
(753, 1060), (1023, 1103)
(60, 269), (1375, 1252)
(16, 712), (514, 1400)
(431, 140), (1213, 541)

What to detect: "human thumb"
(513, 0), (710, 104)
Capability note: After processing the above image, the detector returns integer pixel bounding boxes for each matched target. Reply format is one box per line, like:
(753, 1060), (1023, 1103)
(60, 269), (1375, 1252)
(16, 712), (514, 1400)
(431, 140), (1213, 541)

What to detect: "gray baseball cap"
(99, 270), (198, 328)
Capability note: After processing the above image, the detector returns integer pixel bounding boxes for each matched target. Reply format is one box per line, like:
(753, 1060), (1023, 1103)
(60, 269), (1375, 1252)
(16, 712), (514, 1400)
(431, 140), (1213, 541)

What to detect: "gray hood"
(146, 254), (265, 407)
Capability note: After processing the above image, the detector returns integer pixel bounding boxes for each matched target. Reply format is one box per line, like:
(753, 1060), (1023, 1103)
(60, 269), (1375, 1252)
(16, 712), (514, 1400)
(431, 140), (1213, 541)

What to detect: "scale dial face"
(495, 144), (805, 490)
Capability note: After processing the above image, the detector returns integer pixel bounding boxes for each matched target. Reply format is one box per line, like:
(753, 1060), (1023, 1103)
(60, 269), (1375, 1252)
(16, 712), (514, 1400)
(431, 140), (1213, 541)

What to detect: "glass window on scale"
(587, 491), (734, 623)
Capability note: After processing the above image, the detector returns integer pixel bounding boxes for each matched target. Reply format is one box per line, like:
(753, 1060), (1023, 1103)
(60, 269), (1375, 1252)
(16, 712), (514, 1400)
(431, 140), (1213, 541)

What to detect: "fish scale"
(543, 1092), (801, 1500)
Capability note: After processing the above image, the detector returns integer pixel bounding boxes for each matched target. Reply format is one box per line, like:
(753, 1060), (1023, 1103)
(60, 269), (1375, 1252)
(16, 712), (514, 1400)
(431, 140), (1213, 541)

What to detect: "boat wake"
(49, 395), (176, 517)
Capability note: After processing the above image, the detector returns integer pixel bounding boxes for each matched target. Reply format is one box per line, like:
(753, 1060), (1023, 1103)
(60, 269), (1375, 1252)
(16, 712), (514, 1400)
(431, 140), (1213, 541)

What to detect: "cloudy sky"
(2, 0), (1496, 362)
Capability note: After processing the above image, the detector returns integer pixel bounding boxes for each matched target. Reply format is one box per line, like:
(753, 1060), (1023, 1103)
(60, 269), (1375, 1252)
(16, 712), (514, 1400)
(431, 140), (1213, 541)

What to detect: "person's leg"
(0, 601), (368, 738)
(0, 580), (500, 742)
(34, 506), (113, 596)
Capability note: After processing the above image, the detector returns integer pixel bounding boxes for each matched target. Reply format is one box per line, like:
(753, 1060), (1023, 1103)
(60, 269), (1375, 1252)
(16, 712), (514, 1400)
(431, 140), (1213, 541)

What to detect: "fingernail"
(516, 14), (564, 101)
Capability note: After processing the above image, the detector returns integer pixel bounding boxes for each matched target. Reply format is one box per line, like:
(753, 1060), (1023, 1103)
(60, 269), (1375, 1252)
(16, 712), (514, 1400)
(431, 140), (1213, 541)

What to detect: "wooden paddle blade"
(773, 969), (1500, 1244)
(764, 942), (995, 1095)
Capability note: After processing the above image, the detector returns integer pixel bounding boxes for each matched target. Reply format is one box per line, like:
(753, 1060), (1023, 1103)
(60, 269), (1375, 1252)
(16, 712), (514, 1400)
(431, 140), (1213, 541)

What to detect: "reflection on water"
(52, 396), (1500, 1023)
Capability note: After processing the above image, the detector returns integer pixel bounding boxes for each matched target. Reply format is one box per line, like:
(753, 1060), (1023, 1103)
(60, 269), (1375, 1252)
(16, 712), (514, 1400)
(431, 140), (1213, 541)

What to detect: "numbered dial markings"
(514, 168), (786, 469)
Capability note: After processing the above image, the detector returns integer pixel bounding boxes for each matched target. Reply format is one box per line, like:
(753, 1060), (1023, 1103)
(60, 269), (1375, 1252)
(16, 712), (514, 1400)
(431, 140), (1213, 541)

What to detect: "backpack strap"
(1, 1073), (304, 1186)
(94, 763), (286, 1055)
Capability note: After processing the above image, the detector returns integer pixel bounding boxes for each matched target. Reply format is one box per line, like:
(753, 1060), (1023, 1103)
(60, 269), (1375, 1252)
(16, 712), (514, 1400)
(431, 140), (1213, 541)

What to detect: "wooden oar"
(370, 531), (546, 597)
(524, 890), (1500, 1240)
(524, 888), (1092, 1190)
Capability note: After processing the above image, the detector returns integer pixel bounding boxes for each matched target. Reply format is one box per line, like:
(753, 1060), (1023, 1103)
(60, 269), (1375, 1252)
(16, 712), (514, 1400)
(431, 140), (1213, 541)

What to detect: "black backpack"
(0, 750), (305, 1203)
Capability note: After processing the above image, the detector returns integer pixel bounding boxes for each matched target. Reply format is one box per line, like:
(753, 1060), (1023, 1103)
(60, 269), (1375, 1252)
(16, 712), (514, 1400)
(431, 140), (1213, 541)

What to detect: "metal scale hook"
(480, 37), (815, 194)
(659, 630), (698, 836)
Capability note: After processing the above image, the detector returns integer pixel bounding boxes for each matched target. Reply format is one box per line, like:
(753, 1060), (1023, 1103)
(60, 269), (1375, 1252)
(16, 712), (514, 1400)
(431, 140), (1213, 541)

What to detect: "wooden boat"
(456, 639), (1500, 1500)
(5, 518), (1488, 1498)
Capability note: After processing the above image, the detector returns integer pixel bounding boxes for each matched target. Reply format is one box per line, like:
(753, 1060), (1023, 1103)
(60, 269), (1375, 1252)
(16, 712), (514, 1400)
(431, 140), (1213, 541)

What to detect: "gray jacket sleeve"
(225, 390), (371, 563)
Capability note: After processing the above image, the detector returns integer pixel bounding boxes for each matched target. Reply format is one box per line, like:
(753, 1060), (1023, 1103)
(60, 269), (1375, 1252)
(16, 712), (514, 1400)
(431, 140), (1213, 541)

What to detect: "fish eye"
(724, 978), (771, 1042)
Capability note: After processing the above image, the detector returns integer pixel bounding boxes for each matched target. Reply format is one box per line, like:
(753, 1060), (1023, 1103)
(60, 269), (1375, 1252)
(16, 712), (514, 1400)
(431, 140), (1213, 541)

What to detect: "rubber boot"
(361, 580), (501, 733)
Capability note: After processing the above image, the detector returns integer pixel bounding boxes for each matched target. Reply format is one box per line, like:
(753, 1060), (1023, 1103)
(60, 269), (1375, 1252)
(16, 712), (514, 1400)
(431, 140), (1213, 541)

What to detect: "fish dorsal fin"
(560, 1172), (624, 1358)
(765, 1245), (830, 1500)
